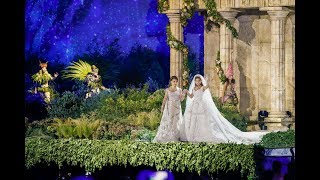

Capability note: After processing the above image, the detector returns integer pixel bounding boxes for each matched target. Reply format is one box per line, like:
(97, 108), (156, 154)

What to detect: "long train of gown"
(180, 86), (268, 144)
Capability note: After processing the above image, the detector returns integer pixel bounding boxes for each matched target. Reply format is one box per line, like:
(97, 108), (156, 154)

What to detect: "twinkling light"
(25, 0), (204, 71)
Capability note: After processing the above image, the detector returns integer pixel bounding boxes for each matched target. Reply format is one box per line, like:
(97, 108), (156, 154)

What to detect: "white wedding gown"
(180, 74), (268, 144)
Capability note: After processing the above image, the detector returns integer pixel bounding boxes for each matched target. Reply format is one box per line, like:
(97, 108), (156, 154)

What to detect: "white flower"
(184, 3), (188, 6)
(173, 42), (178, 46)
(190, 3), (194, 6)
(216, 60), (221, 64)
(187, 5), (191, 10)
(209, 16), (214, 21)
(183, 8), (187, 12)
(168, 41), (173, 45)
(207, 10), (210, 13)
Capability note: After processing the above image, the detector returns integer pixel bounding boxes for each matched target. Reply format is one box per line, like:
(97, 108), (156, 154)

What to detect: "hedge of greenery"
(48, 85), (164, 122)
(45, 87), (248, 132)
(25, 138), (258, 178)
(259, 129), (295, 148)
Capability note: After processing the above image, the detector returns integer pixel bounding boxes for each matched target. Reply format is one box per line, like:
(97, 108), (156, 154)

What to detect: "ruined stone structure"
(162, 0), (295, 130)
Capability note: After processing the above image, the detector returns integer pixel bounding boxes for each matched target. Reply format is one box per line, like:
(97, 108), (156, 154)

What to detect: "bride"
(180, 74), (268, 144)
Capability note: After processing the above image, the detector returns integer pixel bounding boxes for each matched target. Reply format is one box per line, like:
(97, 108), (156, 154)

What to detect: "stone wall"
(163, 0), (295, 126)
(230, 10), (294, 119)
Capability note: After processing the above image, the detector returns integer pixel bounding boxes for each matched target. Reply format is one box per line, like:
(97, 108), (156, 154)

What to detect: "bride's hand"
(183, 89), (188, 94)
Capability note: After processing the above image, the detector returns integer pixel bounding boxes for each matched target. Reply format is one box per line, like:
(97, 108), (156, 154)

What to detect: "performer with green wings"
(62, 60), (106, 98)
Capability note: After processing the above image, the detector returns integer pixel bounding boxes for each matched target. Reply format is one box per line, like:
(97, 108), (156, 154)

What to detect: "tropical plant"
(49, 118), (102, 139)
(62, 60), (92, 81)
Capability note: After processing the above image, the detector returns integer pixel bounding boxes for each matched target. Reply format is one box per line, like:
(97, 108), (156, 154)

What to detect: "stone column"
(290, 14), (295, 117)
(204, 16), (220, 97)
(166, 10), (183, 88)
(218, 9), (238, 98)
(261, 7), (290, 130)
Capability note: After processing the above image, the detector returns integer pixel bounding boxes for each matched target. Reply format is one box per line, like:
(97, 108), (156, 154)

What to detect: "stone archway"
(160, 0), (295, 130)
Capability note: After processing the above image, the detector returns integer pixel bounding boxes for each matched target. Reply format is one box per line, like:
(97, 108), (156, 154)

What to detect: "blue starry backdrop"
(25, 0), (204, 88)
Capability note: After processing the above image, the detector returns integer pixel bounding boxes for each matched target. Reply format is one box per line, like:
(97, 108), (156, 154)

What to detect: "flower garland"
(215, 51), (227, 83)
(166, 25), (189, 88)
(180, 0), (196, 27)
(157, 0), (169, 13)
(203, 0), (238, 38)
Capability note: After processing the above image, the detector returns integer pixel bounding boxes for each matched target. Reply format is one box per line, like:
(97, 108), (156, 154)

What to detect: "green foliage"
(203, 0), (238, 38)
(157, 0), (238, 38)
(76, 49), (122, 87)
(157, 0), (169, 13)
(80, 90), (117, 114)
(48, 91), (83, 118)
(62, 60), (92, 81)
(25, 119), (56, 138)
(120, 44), (166, 87)
(94, 121), (138, 140)
(166, 25), (190, 88)
(127, 109), (161, 130)
(215, 51), (228, 84)
(135, 129), (156, 142)
(25, 138), (257, 177)
(49, 118), (102, 139)
(180, 0), (196, 27)
(31, 71), (52, 84)
(212, 97), (248, 132)
(49, 116), (101, 139)
(91, 86), (163, 122)
(259, 130), (295, 148)
(146, 89), (165, 110)
(47, 87), (247, 132)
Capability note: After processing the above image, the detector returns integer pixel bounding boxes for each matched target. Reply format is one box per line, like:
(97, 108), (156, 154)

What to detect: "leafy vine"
(159, 0), (239, 88)
(157, 0), (169, 13)
(180, 0), (196, 27)
(158, 0), (238, 38)
(203, 0), (238, 38)
(215, 51), (227, 83)
(166, 25), (189, 88)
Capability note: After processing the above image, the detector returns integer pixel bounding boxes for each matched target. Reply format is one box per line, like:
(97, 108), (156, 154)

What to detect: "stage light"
(70, 172), (94, 180)
(136, 170), (174, 180)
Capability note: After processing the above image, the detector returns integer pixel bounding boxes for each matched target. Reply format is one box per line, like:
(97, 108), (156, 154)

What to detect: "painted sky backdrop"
(25, 0), (204, 66)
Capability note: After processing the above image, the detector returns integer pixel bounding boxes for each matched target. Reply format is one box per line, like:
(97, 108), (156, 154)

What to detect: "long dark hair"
(195, 76), (203, 87)
(168, 76), (178, 87)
